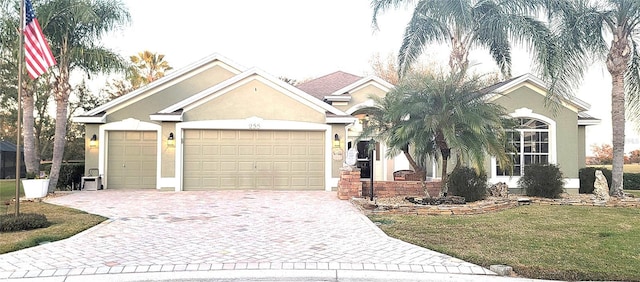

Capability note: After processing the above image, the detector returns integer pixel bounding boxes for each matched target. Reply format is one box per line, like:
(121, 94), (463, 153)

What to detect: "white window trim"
(490, 109), (556, 184)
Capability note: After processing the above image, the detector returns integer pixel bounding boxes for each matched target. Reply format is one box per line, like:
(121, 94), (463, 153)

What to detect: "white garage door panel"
(183, 129), (324, 190)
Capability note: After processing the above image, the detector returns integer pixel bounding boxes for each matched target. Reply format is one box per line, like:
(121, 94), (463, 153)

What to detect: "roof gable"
(151, 68), (349, 121)
(483, 73), (591, 112)
(78, 53), (245, 119)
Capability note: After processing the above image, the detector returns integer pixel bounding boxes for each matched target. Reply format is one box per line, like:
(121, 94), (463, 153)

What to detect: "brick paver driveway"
(0, 190), (494, 279)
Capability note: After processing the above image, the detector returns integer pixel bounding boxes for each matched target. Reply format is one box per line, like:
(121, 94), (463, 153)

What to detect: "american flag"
(24, 0), (56, 79)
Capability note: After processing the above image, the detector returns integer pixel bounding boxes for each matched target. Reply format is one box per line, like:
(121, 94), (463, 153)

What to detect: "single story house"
(73, 54), (598, 194)
(73, 54), (404, 191)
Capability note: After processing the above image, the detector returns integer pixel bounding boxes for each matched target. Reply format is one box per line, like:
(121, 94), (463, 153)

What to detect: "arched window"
(497, 118), (550, 176)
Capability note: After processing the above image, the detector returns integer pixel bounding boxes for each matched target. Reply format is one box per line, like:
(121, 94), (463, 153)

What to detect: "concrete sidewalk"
(0, 190), (507, 281)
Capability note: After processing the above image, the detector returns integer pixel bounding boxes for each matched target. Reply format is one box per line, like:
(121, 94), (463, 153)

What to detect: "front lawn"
(1, 180), (106, 254)
(370, 205), (640, 281)
(0, 180), (23, 214)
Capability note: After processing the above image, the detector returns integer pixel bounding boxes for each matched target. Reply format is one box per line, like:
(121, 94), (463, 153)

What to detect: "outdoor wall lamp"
(89, 134), (98, 148)
(333, 134), (340, 147)
(167, 132), (175, 147)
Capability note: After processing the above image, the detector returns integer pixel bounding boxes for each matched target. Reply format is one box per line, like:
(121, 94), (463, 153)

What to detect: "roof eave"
(71, 114), (106, 124)
(150, 112), (184, 122)
(326, 116), (357, 124)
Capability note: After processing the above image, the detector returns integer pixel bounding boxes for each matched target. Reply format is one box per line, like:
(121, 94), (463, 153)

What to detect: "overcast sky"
(98, 0), (639, 153)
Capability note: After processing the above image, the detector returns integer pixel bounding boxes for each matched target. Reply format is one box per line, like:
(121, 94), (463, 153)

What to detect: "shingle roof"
(296, 71), (363, 100)
(477, 74), (526, 94)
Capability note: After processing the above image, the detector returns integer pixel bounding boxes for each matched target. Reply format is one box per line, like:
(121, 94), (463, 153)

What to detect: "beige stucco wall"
(334, 84), (387, 113)
(493, 83), (580, 178)
(184, 79), (325, 123)
(84, 124), (100, 176)
(578, 125), (587, 169)
(331, 124), (347, 180)
(160, 122), (177, 179)
(107, 65), (237, 123)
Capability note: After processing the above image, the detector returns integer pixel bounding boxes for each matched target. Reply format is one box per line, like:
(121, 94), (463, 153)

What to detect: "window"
(497, 118), (549, 176)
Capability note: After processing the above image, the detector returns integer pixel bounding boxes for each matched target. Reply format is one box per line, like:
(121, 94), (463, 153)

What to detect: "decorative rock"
(488, 182), (509, 197)
(517, 198), (531, 205)
(593, 170), (610, 202)
(490, 264), (513, 276)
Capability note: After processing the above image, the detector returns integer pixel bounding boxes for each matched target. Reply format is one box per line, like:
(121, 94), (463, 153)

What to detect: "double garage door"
(183, 129), (325, 190)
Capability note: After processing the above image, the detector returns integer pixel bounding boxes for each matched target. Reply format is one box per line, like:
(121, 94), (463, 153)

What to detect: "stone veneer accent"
(361, 181), (441, 198)
(352, 195), (640, 216)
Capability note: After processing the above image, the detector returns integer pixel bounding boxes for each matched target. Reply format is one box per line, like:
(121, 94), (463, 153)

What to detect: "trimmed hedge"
(0, 213), (50, 232)
(625, 173), (640, 190)
(579, 167), (640, 193)
(519, 164), (564, 198)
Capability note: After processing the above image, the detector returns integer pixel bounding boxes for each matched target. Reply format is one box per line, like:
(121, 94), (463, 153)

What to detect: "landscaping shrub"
(0, 213), (50, 232)
(42, 163), (84, 190)
(579, 167), (640, 192)
(519, 164), (564, 198)
(447, 166), (487, 202)
(624, 173), (640, 190)
(579, 167), (612, 194)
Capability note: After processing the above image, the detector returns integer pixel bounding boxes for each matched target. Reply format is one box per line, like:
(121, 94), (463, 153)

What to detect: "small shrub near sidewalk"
(519, 163), (564, 198)
(0, 213), (50, 232)
(447, 166), (487, 202)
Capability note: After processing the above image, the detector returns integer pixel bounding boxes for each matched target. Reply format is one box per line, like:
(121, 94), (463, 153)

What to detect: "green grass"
(1, 201), (106, 254)
(370, 205), (640, 281)
(0, 180), (24, 214)
(627, 190), (640, 197)
(589, 163), (640, 173)
(1, 179), (105, 254)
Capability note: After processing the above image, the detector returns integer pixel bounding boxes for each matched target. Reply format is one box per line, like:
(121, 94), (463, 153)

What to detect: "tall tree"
(36, 0), (130, 191)
(543, 0), (640, 197)
(371, 0), (551, 78)
(361, 72), (514, 195)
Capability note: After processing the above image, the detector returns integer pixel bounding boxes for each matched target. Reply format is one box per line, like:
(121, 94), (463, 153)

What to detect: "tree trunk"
(605, 27), (629, 197)
(48, 74), (71, 192)
(609, 71), (626, 197)
(401, 149), (425, 177)
(440, 148), (451, 196)
(21, 88), (39, 175)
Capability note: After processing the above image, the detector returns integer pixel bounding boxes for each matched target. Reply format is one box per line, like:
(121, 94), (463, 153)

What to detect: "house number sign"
(246, 117), (263, 129)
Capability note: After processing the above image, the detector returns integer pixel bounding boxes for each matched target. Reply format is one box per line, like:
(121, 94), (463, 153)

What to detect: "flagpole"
(15, 0), (25, 216)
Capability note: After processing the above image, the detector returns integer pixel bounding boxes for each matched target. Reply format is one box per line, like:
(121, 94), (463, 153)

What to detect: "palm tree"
(35, 0), (130, 191)
(542, 0), (640, 197)
(129, 50), (172, 88)
(106, 50), (172, 99)
(0, 3), (43, 176)
(362, 72), (514, 195)
(371, 0), (551, 78)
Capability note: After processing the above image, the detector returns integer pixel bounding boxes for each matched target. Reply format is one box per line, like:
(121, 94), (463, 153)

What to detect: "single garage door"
(183, 130), (324, 190)
(107, 131), (157, 189)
